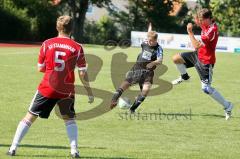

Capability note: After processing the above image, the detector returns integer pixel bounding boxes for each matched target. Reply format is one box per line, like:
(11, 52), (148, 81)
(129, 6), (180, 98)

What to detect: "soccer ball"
(118, 97), (131, 109)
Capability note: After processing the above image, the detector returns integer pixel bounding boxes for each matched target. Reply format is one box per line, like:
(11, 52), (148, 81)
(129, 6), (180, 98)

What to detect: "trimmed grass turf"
(0, 45), (240, 159)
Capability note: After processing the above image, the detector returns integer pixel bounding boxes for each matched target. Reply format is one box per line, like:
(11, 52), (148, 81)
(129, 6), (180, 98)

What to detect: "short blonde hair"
(56, 15), (73, 34)
(147, 31), (158, 40)
(197, 8), (212, 20)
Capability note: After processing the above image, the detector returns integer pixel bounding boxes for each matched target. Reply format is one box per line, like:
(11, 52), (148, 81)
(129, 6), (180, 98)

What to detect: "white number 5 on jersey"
(54, 51), (66, 71)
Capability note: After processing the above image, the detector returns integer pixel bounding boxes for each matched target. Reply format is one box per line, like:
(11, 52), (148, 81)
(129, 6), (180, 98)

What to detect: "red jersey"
(198, 23), (219, 64)
(37, 37), (86, 98)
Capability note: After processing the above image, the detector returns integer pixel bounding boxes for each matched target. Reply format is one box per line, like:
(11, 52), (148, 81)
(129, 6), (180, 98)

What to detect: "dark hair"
(198, 8), (212, 19)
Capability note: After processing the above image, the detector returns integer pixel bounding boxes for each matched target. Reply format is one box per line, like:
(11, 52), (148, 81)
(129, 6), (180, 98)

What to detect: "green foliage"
(2, 0), (239, 43)
(139, 0), (179, 33)
(175, 2), (201, 35)
(110, 0), (180, 40)
(174, 2), (192, 34)
(197, 0), (211, 8)
(58, 0), (112, 42)
(11, 0), (59, 40)
(211, 0), (240, 37)
(84, 16), (119, 44)
(90, 0), (112, 7)
(109, 9), (133, 40)
(0, 0), (59, 41)
(0, 0), (32, 41)
(98, 16), (119, 42)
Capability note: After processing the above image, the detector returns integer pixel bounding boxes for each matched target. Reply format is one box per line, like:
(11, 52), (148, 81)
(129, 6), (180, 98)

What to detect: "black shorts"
(180, 51), (214, 84)
(28, 91), (75, 119)
(125, 64), (154, 85)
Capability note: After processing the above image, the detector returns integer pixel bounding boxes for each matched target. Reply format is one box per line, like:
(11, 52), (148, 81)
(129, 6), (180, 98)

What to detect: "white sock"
(65, 120), (78, 154)
(210, 89), (229, 109)
(9, 119), (32, 152)
(176, 64), (187, 75)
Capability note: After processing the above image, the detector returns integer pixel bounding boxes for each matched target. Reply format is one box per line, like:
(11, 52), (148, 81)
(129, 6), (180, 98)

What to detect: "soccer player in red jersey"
(171, 8), (233, 120)
(7, 16), (93, 158)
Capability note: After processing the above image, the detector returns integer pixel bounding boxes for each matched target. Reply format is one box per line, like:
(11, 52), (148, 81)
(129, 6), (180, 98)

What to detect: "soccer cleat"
(111, 89), (123, 109)
(129, 108), (135, 114)
(71, 152), (80, 158)
(6, 150), (16, 156)
(171, 76), (190, 85)
(224, 102), (233, 120)
(110, 100), (118, 109)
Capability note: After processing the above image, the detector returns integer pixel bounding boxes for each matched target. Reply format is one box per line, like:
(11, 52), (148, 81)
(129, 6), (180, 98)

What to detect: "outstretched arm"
(78, 70), (94, 103)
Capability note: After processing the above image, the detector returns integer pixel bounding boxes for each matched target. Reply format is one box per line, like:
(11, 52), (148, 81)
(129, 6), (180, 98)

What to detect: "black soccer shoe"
(110, 100), (118, 109)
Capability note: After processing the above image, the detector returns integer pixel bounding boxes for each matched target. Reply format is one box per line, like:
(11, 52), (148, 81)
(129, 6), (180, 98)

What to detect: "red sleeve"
(76, 46), (86, 71)
(38, 42), (46, 68)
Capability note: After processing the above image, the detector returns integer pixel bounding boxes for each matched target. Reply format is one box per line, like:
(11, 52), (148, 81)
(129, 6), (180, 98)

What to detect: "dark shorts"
(125, 64), (154, 86)
(180, 51), (214, 84)
(28, 91), (75, 119)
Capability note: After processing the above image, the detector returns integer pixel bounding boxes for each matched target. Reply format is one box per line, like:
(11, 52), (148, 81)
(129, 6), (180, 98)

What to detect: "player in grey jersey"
(110, 31), (163, 113)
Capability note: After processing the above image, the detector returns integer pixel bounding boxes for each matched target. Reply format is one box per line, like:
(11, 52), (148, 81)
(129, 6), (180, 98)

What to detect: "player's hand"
(146, 63), (154, 69)
(88, 96), (94, 104)
(187, 23), (193, 33)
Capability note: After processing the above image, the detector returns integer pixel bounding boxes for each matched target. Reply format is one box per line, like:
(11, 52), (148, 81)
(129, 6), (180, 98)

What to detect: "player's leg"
(7, 91), (43, 156)
(130, 82), (152, 113)
(7, 112), (38, 156)
(7, 91), (58, 156)
(111, 80), (131, 109)
(111, 65), (142, 109)
(201, 82), (233, 120)
(58, 97), (80, 158)
(172, 52), (196, 85)
(197, 64), (233, 120)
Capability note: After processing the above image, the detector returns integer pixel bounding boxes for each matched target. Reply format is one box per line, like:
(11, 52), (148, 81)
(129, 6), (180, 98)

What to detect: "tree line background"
(0, 0), (239, 44)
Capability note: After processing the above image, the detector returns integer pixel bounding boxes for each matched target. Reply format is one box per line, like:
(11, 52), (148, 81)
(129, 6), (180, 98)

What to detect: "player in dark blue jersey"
(110, 31), (163, 113)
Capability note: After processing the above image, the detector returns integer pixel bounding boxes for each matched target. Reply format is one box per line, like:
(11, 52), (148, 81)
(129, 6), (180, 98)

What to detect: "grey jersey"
(136, 41), (163, 69)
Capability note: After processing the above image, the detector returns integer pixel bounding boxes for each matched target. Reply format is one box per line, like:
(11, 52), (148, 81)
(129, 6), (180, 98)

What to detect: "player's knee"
(64, 119), (76, 125)
(142, 86), (151, 96)
(62, 115), (75, 121)
(172, 54), (178, 64)
(172, 54), (182, 64)
(201, 84), (214, 95)
(25, 112), (38, 123)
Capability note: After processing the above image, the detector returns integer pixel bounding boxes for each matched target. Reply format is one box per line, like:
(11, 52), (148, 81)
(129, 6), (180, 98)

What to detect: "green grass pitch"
(0, 45), (240, 159)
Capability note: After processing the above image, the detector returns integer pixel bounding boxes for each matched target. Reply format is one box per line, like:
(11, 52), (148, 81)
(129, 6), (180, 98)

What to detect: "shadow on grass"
(15, 154), (67, 158)
(191, 113), (240, 119)
(0, 144), (106, 150)
(1, 144), (136, 159)
(80, 157), (136, 159)
(16, 155), (135, 159)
